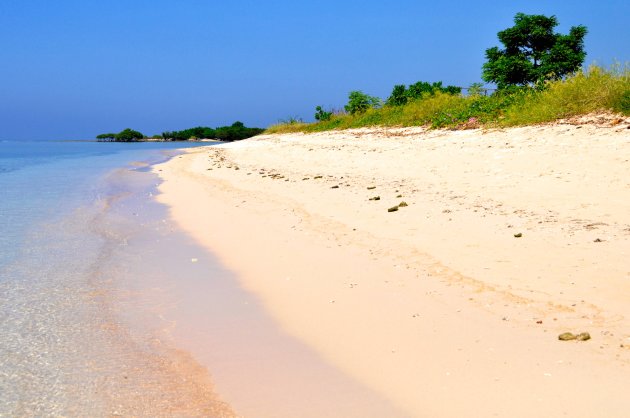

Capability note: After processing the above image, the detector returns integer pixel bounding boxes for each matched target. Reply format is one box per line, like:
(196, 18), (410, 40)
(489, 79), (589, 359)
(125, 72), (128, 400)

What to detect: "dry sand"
(155, 116), (630, 417)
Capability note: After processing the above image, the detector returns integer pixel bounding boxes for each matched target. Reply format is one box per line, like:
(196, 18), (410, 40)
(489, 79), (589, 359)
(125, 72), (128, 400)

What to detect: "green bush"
(96, 133), (117, 141)
(386, 81), (462, 106)
(344, 91), (382, 114)
(314, 106), (333, 121)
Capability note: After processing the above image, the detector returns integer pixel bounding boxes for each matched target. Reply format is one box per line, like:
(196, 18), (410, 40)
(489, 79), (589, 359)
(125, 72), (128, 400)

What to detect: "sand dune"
(155, 117), (630, 417)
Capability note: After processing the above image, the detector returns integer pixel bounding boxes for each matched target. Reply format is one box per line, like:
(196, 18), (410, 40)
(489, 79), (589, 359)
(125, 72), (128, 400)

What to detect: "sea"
(0, 140), (237, 416)
(0, 139), (406, 418)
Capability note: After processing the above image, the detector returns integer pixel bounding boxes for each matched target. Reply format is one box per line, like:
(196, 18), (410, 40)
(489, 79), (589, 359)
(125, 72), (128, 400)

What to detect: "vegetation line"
(267, 13), (629, 135)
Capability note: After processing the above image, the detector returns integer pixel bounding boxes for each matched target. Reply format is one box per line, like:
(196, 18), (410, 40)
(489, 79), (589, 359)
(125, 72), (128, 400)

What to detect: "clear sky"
(1, 0), (628, 140)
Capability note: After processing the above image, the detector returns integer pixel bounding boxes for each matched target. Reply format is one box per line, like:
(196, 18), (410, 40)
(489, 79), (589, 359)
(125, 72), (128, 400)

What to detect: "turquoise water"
(0, 140), (226, 416)
(0, 140), (204, 268)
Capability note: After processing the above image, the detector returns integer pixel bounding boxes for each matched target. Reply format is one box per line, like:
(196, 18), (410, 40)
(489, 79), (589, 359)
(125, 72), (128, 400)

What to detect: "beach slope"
(155, 117), (630, 417)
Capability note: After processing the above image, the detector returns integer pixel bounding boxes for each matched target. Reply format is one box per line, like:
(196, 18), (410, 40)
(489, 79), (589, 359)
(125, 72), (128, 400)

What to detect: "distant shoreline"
(94, 138), (222, 143)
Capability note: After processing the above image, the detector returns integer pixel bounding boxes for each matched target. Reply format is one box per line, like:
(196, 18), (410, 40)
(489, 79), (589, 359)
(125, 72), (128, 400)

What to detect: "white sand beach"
(155, 115), (630, 417)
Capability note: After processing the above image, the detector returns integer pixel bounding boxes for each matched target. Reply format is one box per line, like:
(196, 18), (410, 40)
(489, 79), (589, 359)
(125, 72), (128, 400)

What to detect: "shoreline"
(0, 143), (238, 417)
(155, 120), (630, 417)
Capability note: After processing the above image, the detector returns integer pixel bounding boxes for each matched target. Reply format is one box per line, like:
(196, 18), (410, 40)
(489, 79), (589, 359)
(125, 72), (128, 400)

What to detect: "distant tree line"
(97, 121), (264, 142)
(162, 121), (264, 141)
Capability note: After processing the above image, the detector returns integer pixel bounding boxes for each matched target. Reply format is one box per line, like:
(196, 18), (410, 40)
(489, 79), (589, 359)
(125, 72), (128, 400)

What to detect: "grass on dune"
(502, 64), (630, 125)
(265, 64), (630, 134)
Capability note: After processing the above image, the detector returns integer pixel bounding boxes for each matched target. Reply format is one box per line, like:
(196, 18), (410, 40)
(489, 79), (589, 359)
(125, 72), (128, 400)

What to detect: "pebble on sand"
(558, 332), (591, 341)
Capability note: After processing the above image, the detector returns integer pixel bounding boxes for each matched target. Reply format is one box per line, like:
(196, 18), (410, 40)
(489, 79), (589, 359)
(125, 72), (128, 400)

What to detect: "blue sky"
(1, 0), (628, 140)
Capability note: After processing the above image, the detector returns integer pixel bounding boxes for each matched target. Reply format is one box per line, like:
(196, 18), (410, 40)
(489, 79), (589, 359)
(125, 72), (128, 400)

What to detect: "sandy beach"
(155, 115), (630, 417)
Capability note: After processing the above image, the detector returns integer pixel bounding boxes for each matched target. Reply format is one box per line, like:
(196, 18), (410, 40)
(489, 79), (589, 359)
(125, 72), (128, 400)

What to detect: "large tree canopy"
(115, 128), (144, 142)
(482, 13), (587, 88)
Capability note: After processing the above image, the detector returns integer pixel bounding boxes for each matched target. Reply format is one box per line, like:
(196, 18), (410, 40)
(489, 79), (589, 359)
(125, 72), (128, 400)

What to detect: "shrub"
(344, 91), (382, 114)
(386, 85), (408, 106)
(314, 106), (333, 121)
(386, 81), (462, 106)
(96, 133), (117, 141)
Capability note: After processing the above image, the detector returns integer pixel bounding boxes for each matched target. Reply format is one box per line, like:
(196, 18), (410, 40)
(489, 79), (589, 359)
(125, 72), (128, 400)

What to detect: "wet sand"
(155, 115), (630, 417)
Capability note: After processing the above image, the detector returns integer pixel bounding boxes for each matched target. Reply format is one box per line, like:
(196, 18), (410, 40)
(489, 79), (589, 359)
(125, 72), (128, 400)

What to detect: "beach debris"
(514, 232), (523, 238)
(367, 186), (376, 190)
(558, 332), (591, 341)
(302, 177), (310, 180)
(369, 196), (381, 201)
(576, 332), (591, 341)
(396, 194), (403, 198)
(331, 185), (339, 189)
(398, 201), (408, 207)
(191, 258), (198, 263)
(594, 238), (603, 242)
(388, 206), (399, 212)
(314, 175), (323, 179)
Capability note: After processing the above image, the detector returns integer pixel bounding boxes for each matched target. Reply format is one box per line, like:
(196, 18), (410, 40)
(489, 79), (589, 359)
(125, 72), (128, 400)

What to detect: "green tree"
(96, 133), (116, 141)
(344, 91), (381, 114)
(386, 85), (408, 106)
(482, 13), (587, 88)
(115, 128), (144, 142)
(314, 106), (332, 121)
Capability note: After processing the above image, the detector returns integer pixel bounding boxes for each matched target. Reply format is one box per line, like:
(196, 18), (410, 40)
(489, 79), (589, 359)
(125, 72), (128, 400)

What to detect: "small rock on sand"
(576, 332), (591, 341)
(558, 332), (591, 341)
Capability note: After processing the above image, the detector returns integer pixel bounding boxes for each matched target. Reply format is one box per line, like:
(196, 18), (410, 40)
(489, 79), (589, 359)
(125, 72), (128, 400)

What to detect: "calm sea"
(0, 140), (229, 416)
(0, 140), (407, 418)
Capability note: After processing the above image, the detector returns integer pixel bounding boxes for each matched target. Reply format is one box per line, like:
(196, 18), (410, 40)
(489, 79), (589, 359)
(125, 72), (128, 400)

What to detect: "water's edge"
(0, 147), (236, 417)
(1, 145), (404, 417)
